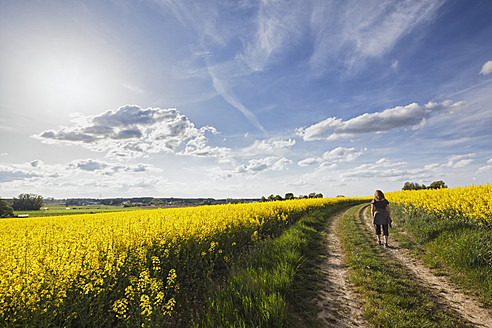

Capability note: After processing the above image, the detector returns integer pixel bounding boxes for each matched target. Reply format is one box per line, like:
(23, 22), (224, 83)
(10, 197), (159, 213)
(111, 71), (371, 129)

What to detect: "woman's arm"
(371, 203), (375, 216)
(386, 204), (391, 217)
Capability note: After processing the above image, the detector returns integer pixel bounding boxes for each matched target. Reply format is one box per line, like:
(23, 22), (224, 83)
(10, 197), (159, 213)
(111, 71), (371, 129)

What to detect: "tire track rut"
(317, 209), (366, 327)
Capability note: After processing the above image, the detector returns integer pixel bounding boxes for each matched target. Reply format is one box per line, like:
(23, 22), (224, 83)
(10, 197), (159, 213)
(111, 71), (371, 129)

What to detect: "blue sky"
(1, 0), (491, 199)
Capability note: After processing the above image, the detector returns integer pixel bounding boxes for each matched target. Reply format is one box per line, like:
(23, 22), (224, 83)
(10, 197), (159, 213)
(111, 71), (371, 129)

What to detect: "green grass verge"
(198, 202), (364, 328)
(13, 205), (139, 217)
(340, 204), (471, 328)
(389, 204), (492, 308)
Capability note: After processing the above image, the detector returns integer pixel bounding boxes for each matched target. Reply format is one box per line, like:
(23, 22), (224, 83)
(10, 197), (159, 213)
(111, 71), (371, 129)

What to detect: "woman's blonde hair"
(374, 190), (385, 201)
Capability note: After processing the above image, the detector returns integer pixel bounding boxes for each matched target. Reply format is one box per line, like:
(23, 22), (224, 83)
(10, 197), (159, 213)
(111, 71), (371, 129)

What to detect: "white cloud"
(446, 153), (475, 168)
(34, 105), (229, 160)
(242, 138), (295, 155)
(478, 157), (492, 172)
(0, 159), (158, 184)
(0, 159), (164, 197)
(340, 158), (409, 180)
(179, 134), (231, 159)
(297, 100), (464, 141)
(298, 157), (320, 167)
(211, 155), (292, 180)
(271, 157), (292, 171)
(296, 117), (341, 141)
(452, 159), (474, 169)
(479, 60), (492, 75)
(337, 153), (479, 184)
(67, 159), (159, 175)
(298, 147), (364, 167)
(0, 166), (39, 183)
(236, 156), (291, 174)
(322, 147), (363, 162)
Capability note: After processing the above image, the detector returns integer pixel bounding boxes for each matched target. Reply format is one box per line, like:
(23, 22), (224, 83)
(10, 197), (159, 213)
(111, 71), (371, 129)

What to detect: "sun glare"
(42, 56), (103, 106)
(24, 40), (118, 113)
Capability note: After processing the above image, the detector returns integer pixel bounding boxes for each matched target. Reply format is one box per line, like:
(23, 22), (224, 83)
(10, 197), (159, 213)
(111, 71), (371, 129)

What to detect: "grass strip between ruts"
(339, 204), (471, 328)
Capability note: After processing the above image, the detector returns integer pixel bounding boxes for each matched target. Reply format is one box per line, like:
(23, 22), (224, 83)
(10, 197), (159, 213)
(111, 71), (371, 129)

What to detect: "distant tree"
(315, 193), (323, 198)
(274, 195), (283, 201)
(0, 198), (14, 217)
(12, 193), (44, 211)
(308, 192), (317, 198)
(403, 181), (447, 190)
(268, 194), (275, 201)
(260, 196), (267, 202)
(285, 193), (294, 200)
(402, 182), (426, 190)
(428, 180), (447, 189)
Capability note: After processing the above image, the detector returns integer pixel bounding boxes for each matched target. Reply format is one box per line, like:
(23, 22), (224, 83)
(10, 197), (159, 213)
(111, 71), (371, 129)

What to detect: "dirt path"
(360, 205), (492, 328)
(317, 210), (366, 327)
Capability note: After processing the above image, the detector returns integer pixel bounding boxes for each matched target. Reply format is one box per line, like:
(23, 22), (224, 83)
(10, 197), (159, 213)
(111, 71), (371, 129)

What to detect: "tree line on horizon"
(402, 180), (447, 191)
(2, 183), (447, 217)
(0, 193), (44, 217)
(0, 191), (328, 217)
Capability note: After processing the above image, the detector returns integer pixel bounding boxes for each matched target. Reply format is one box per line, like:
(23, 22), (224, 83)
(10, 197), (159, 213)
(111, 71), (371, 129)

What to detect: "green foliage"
(402, 180), (448, 190)
(0, 198), (14, 217)
(428, 180), (448, 189)
(261, 192), (323, 201)
(12, 193), (44, 211)
(402, 181), (426, 190)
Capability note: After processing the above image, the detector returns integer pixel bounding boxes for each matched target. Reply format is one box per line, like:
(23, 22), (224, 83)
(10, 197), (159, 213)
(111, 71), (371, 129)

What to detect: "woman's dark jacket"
(371, 199), (391, 225)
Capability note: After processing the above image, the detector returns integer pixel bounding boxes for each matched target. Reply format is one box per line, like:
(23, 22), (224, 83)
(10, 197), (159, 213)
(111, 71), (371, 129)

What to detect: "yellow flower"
(0, 196), (370, 323)
(386, 184), (491, 224)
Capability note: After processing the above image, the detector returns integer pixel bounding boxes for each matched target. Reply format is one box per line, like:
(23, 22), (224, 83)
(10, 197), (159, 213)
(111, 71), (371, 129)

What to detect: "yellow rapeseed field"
(0, 197), (366, 327)
(386, 184), (492, 224)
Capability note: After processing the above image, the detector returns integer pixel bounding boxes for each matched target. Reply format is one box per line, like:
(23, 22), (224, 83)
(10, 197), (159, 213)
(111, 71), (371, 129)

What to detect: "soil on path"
(316, 210), (366, 327)
(361, 205), (492, 328)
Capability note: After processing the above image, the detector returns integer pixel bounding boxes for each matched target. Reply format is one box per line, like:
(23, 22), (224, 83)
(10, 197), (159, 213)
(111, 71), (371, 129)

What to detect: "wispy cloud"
(297, 100), (464, 141)
(309, 0), (445, 70)
(240, 0), (307, 72)
(154, 0), (226, 46)
(35, 105), (230, 159)
(207, 65), (266, 133)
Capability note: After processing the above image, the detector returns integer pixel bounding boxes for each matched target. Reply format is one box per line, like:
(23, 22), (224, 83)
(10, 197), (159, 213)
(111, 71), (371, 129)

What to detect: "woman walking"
(371, 190), (391, 247)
